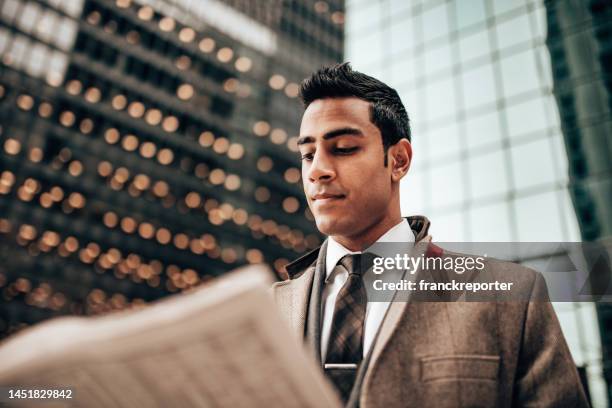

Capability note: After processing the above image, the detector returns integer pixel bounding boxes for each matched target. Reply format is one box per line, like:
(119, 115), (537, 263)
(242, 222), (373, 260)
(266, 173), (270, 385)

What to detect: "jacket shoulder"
(483, 256), (540, 287)
(438, 248), (544, 299)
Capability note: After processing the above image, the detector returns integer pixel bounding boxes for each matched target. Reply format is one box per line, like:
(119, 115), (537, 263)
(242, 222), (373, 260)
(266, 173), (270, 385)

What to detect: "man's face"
(298, 97), (395, 240)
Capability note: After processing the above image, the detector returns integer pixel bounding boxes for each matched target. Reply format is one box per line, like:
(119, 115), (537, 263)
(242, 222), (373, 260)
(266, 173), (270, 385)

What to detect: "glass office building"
(0, 0), (343, 338)
(546, 0), (612, 401)
(345, 0), (607, 405)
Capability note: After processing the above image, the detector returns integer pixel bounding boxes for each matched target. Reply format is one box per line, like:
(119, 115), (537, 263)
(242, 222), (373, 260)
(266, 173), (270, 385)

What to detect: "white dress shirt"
(320, 219), (415, 361)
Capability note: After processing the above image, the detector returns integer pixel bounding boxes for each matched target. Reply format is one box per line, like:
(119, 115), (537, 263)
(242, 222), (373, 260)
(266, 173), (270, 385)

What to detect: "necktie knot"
(338, 253), (377, 276)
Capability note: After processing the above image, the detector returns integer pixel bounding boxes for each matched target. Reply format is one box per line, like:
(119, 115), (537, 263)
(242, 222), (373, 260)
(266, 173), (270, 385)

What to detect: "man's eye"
(300, 153), (314, 161)
(334, 147), (358, 154)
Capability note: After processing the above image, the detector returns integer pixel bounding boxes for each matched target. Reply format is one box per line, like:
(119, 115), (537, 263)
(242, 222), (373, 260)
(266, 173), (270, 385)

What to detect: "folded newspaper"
(0, 265), (341, 407)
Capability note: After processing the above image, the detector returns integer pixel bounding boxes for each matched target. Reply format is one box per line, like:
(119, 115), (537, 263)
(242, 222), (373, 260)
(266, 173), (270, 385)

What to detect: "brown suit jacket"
(271, 217), (589, 407)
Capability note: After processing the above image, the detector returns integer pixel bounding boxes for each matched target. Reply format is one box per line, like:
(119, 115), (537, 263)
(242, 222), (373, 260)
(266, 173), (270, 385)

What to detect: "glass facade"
(346, 0), (606, 406)
(546, 0), (612, 401)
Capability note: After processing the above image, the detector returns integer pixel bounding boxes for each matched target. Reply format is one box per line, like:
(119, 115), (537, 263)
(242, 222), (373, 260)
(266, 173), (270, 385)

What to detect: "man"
(271, 63), (588, 407)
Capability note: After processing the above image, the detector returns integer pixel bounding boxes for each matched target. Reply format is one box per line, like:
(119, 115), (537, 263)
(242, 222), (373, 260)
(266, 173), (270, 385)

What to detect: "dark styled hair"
(299, 62), (411, 159)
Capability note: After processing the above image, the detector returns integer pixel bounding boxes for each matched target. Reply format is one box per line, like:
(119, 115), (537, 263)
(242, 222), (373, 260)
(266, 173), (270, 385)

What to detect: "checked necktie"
(324, 253), (376, 402)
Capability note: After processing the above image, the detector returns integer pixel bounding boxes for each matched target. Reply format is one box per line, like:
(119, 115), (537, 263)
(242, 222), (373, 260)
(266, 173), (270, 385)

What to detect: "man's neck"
(332, 214), (403, 252)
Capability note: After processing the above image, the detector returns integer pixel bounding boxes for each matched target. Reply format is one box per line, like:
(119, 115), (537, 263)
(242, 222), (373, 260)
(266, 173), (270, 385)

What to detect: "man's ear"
(389, 139), (412, 182)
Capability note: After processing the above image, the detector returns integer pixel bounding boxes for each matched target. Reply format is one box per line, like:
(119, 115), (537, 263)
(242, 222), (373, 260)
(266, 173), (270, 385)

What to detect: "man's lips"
(311, 193), (345, 201)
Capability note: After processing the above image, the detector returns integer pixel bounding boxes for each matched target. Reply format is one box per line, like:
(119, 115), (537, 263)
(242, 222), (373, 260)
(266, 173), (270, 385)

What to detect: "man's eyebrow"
(297, 127), (364, 145)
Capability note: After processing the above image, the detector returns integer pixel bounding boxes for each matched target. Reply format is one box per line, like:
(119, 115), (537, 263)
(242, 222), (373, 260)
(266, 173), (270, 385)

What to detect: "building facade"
(345, 0), (607, 405)
(0, 0), (343, 338)
(545, 0), (612, 402)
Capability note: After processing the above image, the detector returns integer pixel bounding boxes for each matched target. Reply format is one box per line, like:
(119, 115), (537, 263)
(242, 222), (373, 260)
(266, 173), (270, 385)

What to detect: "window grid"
(346, 1), (604, 405)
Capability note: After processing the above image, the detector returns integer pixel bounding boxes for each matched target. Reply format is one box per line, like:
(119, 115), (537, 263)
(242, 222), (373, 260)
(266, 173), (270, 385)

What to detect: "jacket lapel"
(272, 265), (315, 341)
(272, 240), (328, 352)
(359, 236), (433, 405)
(305, 239), (328, 365)
(368, 236), (431, 364)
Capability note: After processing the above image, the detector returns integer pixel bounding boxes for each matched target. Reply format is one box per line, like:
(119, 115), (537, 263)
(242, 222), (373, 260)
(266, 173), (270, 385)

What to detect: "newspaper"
(0, 265), (341, 407)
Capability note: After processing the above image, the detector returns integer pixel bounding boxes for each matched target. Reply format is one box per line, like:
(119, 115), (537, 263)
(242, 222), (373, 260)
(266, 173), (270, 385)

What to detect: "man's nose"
(307, 151), (336, 183)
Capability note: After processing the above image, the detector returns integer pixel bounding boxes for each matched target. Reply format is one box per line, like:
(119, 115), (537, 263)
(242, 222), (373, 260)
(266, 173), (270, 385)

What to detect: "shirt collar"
(325, 218), (415, 281)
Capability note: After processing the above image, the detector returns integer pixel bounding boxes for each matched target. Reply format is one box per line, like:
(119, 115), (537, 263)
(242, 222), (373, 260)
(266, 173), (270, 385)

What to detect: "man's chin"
(314, 216), (351, 237)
